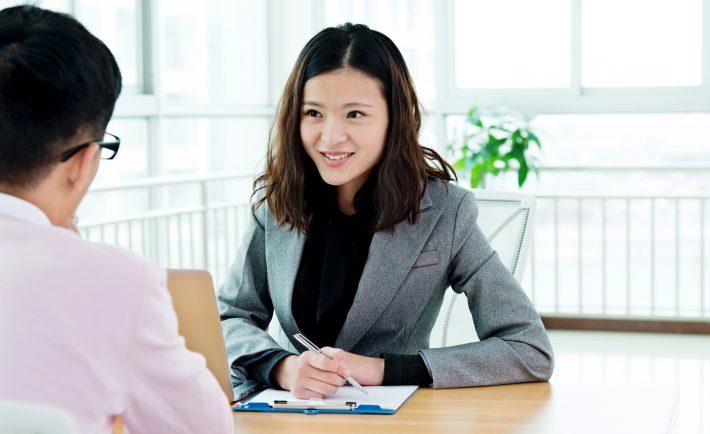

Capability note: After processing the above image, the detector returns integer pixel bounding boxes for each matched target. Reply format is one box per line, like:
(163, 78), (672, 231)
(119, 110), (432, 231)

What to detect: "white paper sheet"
(250, 385), (418, 410)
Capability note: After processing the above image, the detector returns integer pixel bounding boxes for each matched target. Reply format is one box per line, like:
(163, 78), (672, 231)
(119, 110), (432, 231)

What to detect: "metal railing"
(79, 169), (710, 320)
(526, 193), (710, 319)
(79, 172), (254, 286)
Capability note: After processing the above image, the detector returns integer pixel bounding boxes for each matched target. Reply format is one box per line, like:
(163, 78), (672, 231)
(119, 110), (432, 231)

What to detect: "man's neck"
(0, 183), (22, 197)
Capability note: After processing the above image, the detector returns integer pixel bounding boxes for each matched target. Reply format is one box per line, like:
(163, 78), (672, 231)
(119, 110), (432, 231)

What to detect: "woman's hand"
(272, 353), (351, 399)
(321, 347), (385, 386)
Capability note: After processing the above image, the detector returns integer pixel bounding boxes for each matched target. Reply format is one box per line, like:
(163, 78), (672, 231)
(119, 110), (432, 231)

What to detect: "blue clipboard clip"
(272, 399), (358, 411)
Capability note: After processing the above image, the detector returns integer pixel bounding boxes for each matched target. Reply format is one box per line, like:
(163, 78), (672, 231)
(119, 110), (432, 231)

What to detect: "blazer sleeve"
(122, 265), (234, 434)
(419, 191), (554, 389)
(217, 203), (286, 382)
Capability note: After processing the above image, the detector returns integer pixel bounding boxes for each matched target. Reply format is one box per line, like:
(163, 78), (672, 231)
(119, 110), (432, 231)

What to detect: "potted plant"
(447, 106), (542, 189)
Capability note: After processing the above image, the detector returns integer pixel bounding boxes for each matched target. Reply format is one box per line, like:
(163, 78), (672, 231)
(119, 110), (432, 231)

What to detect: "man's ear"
(67, 143), (99, 192)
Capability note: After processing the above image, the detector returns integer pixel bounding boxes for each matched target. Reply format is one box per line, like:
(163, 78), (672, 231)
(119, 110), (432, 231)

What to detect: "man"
(0, 6), (233, 433)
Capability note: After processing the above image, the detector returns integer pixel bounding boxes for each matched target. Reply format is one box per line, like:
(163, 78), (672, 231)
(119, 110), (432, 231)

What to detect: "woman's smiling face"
(300, 67), (389, 206)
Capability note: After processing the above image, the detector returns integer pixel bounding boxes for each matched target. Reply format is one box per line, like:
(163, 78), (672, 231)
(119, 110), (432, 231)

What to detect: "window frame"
(106, 0), (281, 178)
(442, 0), (710, 115)
(77, 0), (710, 181)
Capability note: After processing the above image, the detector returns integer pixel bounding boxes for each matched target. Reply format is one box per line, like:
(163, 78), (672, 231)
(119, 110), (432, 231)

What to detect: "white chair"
(429, 189), (536, 348)
(0, 401), (79, 434)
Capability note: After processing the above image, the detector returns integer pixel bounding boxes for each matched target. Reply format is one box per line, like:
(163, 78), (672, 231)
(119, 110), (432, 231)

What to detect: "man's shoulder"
(3, 219), (164, 291)
(77, 236), (164, 288)
(53, 225), (158, 270)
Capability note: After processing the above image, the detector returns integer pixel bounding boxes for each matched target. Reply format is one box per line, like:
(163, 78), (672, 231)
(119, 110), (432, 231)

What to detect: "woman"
(219, 23), (553, 399)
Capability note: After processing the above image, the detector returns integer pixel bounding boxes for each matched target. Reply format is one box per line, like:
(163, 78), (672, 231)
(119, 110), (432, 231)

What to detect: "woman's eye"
(304, 109), (321, 117)
(347, 111), (364, 119)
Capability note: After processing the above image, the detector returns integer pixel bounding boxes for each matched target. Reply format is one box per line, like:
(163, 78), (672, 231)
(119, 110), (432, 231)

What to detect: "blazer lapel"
(335, 187), (443, 350)
(266, 221), (304, 347)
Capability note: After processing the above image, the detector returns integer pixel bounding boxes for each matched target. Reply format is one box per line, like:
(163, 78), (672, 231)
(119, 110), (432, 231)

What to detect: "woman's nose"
(320, 117), (347, 146)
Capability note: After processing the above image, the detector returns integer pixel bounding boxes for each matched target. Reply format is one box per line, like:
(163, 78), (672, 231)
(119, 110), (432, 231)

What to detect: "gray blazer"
(218, 180), (554, 388)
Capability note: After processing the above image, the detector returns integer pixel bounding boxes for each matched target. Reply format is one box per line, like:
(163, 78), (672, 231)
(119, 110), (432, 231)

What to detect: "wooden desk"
(233, 382), (678, 434)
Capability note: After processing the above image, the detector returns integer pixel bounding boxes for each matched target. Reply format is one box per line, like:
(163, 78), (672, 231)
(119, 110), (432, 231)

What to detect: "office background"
(7, 0), (705, 319)
(2, 0), (709, 432)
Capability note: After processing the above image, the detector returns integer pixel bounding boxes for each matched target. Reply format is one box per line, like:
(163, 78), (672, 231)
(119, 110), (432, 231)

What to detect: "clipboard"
(233, 385), (418, 415)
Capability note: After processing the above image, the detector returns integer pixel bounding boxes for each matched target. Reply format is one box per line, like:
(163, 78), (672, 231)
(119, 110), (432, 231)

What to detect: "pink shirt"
(0, 193), (234, 434)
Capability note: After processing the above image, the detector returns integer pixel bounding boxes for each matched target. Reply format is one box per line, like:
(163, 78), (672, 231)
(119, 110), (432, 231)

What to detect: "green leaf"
(466, 107), (481, 126)
(527, 130), (542, 149)
(487, 134), (507, 149)
(483, 158), (494, 172)
(504, 147), (523, 163)
(470, 163), (484, 188)
(511, 129), (521, 143)
(489, 125), (511, 134)
(518, 164), (529, 187)
(453, 157), (466, 170)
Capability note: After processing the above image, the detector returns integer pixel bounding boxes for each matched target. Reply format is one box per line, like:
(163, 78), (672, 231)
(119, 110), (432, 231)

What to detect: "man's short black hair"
(0, 5), (122, 188)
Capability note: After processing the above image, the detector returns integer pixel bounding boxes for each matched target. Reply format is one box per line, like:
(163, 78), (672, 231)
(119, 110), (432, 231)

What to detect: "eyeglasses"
(59, 132), (121, 162)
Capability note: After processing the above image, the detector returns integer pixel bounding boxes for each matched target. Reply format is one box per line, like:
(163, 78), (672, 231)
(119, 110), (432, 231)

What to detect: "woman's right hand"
(272, 353), (351, 399)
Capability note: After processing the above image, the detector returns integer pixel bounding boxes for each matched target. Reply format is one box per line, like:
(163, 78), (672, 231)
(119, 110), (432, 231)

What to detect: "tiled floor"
(548, 330), (710, 434)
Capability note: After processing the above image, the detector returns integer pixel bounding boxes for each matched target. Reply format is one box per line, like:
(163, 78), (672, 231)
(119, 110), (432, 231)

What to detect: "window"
(76, 0), (141, 91)
(162, 118), (269, 175)
(450, 0), (709, 113)
(454, 0), (571, 89)
(447, 112), (710, 192)
(581, 0), (702, 88)
(96, 118), (150, 183)
(159, 0), (268, 105)
(54, 0), (273, 223)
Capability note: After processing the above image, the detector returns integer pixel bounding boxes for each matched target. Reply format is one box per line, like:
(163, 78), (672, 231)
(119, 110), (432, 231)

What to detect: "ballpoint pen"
(293, 333), (369, 395)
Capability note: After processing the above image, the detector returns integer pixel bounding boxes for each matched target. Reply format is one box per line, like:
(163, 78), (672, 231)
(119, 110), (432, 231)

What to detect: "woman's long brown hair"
(254, 23), (455, 233)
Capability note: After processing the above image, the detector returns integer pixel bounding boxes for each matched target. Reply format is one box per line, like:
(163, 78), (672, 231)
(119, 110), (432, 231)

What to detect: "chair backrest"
(166, 269), (234, 402)
(429, 189), (536, 348)
(0, 401), (79, 434)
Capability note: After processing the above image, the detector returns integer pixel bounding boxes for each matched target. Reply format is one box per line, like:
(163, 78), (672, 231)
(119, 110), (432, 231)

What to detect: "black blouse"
(292, 204), (374, 347)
